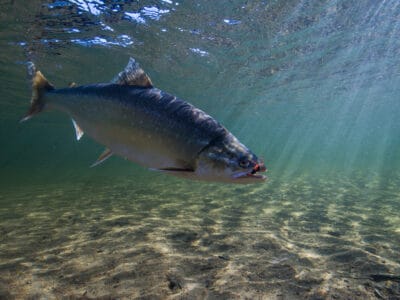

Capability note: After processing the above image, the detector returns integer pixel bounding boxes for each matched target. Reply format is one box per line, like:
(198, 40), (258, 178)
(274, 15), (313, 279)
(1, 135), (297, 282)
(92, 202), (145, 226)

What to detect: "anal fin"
(71, 119), (84, 141)
(91, 148), (113, 167)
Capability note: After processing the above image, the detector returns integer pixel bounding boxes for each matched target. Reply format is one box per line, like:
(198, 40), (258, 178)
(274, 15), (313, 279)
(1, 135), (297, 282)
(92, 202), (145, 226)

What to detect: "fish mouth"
(232, 164), (267, 181)
(246, 172), (267, 180)
(231, 171), (267, 181)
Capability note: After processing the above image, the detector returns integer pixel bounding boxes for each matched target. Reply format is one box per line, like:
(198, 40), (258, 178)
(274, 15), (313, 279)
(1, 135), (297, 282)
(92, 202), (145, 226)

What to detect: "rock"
(167, 274), (183, 292)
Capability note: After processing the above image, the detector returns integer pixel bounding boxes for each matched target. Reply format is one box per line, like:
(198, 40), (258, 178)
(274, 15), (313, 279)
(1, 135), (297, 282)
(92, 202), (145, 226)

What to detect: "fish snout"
(251, 160), (267, 174)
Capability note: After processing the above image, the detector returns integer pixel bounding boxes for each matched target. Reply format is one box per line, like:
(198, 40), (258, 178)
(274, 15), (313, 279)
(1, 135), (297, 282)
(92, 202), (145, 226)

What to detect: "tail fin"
(20, 62), (55, 122)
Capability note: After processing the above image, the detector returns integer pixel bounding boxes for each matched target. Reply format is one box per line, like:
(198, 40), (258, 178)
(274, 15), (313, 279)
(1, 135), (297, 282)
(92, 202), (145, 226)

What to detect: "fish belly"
(49, 90), (208, 169)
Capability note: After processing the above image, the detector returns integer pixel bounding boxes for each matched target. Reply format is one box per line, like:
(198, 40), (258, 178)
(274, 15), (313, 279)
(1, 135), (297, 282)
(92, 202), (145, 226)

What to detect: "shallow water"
(1, 0), (400, 299)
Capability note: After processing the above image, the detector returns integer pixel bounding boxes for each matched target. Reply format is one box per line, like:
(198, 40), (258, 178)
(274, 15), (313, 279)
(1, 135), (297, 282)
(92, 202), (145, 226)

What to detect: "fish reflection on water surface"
(22, 58), (267, 183)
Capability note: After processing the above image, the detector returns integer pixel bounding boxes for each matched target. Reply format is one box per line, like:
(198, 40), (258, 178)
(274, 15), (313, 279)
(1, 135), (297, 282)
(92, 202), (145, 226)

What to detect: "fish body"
(22, 58), (267, 183)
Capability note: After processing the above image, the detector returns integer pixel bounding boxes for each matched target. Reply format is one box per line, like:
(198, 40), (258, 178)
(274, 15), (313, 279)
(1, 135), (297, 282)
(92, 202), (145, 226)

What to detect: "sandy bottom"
(0, 173), (400, 299)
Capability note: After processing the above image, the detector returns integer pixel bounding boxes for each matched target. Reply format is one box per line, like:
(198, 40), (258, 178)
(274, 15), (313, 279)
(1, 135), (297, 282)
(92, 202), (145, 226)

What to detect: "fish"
(21, 57), (267, 183)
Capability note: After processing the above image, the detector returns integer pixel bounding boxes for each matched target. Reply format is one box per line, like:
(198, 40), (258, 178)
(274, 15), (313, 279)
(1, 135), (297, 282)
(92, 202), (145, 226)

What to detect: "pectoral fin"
(91, 148), (113, 167)
(71, 119), (84, 141)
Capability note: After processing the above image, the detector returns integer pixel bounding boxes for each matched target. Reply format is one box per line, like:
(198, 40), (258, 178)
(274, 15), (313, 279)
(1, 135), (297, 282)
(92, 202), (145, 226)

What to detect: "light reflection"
(68, 0), (104, 16)
(124, 12), (145, 24)
(64, 28), (80, 33)
(189, 48), (209, 57)
(64, 0), (172, 23)
(32, 0), (177, 49)
(223, 19), (241, 25)
(71, 35), (133, 47)
(125, 6), (171, 24)
(141, 6), (170, 21)
(47, 1), (71, 9)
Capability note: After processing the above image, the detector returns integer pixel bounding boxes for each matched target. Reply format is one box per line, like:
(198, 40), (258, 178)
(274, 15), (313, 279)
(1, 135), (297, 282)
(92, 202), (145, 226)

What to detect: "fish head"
(196, 134), (267, 183)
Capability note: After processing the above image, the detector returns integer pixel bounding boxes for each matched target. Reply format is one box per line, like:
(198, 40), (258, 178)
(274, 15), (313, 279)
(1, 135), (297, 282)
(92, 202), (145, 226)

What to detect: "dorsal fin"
(111, 57), (153, 87)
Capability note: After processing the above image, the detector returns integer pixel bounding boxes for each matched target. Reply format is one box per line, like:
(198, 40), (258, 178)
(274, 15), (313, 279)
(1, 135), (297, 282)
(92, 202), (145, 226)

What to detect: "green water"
(1, 0), (400, 298)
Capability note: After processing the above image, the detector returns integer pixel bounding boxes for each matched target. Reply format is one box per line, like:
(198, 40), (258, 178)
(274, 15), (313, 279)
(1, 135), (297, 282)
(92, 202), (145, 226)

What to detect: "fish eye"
(239, 159), (250, 168)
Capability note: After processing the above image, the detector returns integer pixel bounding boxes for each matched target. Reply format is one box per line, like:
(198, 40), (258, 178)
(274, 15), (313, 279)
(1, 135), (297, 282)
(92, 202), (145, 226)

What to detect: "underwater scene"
(1, 0), (400, 298)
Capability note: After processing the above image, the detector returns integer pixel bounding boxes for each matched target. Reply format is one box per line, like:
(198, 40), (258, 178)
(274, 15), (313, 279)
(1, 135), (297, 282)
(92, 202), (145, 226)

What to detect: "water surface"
(1, 0), (400, 298)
